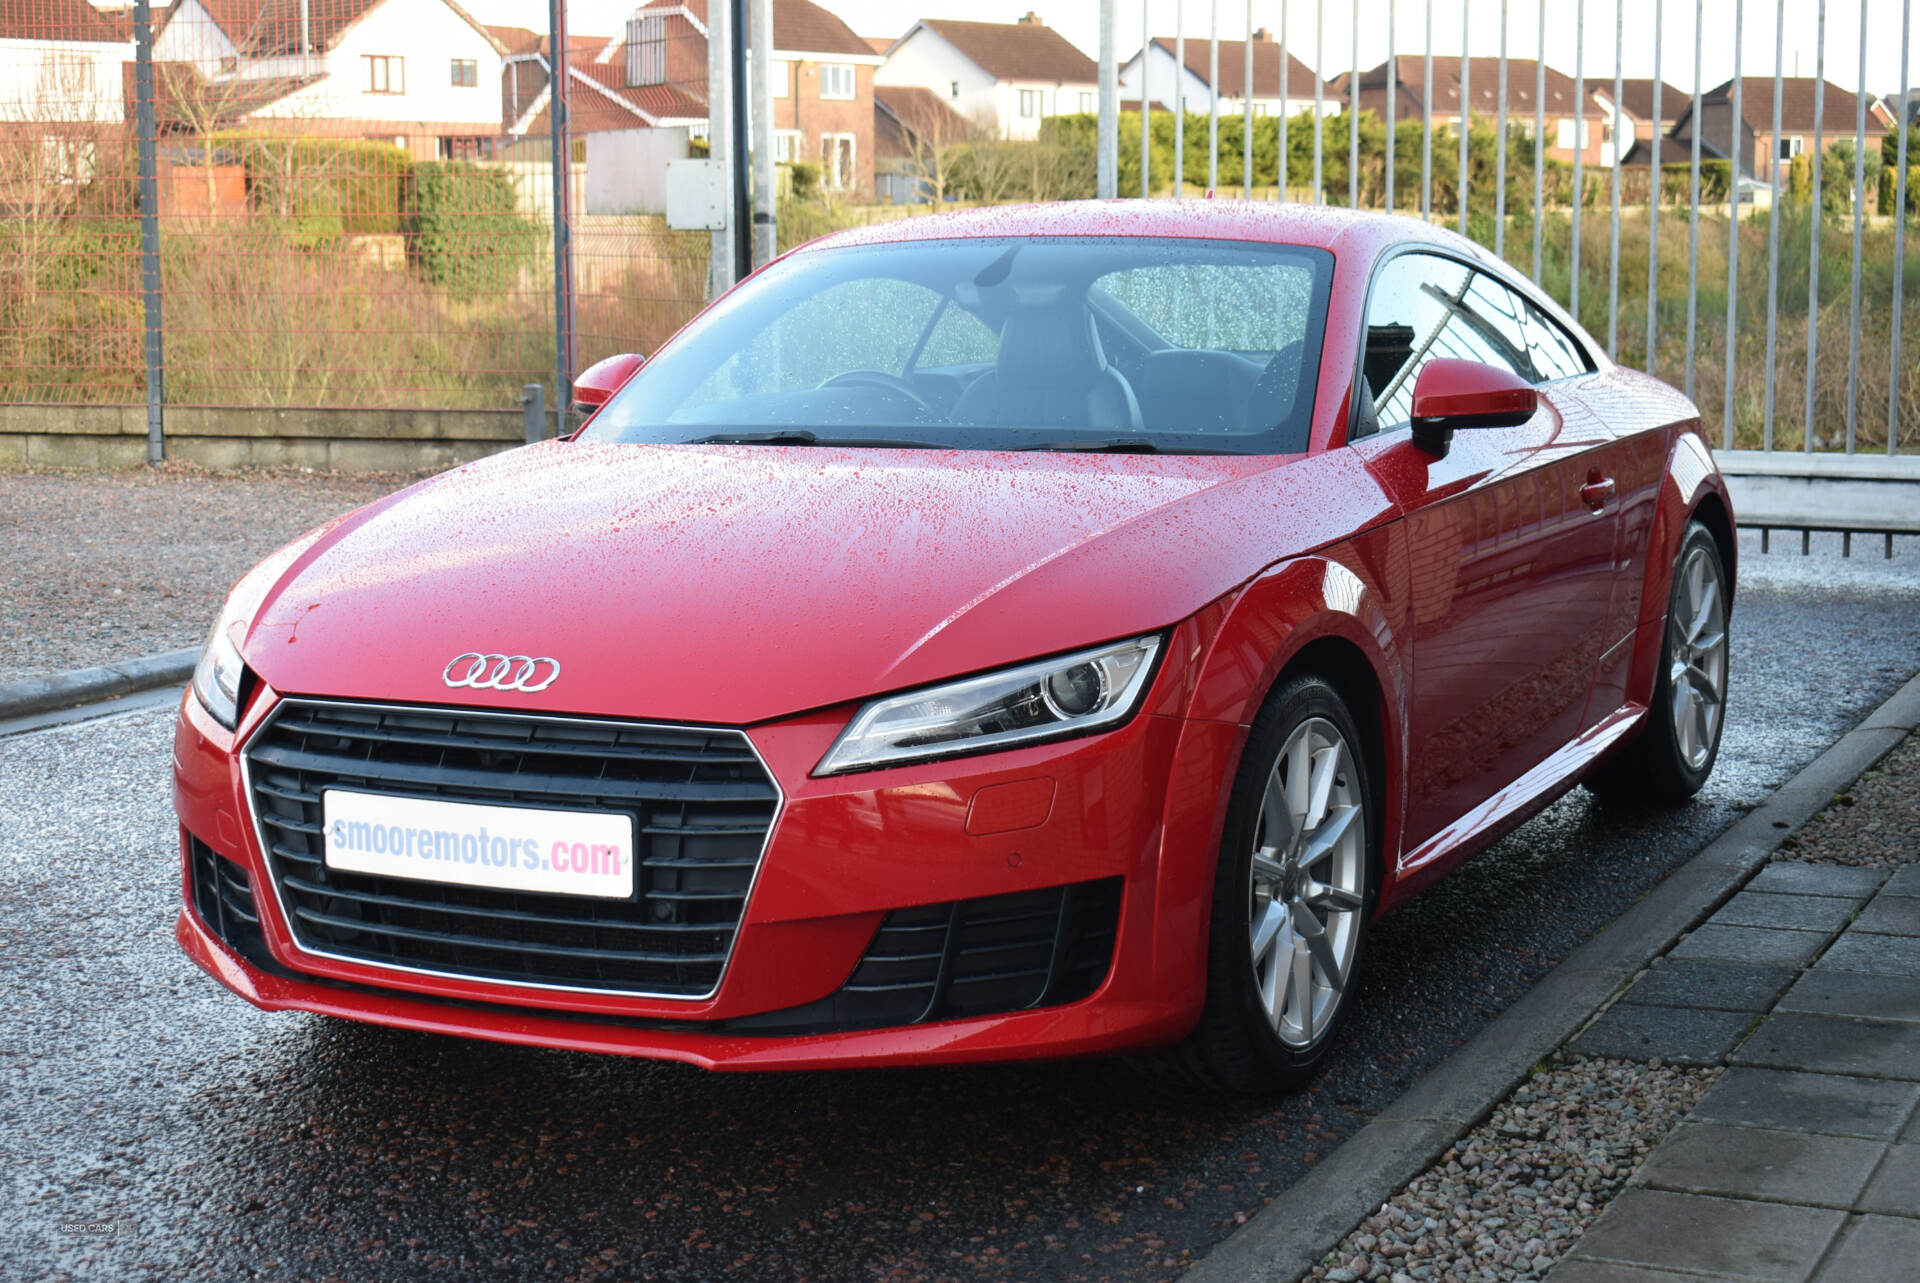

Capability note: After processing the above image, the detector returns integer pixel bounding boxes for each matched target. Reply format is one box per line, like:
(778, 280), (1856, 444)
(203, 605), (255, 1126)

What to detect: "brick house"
(1671, 77), (1882, 184)
(1330, 57), (1616, 166)
(620, 0), (879, 192)
(1608, 77), (1687, 164)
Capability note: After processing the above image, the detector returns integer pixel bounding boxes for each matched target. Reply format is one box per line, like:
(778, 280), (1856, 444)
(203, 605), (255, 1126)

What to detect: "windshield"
(580, 235), (1335, 454)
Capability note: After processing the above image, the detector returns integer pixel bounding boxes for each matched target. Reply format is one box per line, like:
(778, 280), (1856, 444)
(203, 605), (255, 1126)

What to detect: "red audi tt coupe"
(173, 202), (1734, 1093)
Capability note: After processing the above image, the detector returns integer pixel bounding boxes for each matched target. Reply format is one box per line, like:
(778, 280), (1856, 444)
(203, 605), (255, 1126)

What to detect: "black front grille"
(243, 701), (779, 998)
(731, 878), (1123, 1033)
(188, 835), (278, 972)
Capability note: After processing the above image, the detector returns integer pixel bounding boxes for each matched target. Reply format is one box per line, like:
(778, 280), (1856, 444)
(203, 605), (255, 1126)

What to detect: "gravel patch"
(1775, 731), (1920, 870)
(1302, 1059), (1719, 1283)
(0, 463), (425, 685)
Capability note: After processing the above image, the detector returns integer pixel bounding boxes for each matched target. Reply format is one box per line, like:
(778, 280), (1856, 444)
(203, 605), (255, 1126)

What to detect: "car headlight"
(190, 610), (247, 731)
(815, 634), (1163, 776)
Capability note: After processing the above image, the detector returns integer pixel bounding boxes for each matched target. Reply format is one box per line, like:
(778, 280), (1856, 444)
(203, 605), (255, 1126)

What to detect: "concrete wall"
(0, 404), (526, 472)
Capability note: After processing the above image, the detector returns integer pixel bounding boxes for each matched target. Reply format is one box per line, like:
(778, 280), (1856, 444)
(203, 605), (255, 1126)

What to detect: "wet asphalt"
(2, 530), (1916, 1283)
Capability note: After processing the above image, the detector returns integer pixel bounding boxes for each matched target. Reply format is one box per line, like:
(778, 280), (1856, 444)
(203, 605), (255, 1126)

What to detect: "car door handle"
(1580, 475), (1616, 511)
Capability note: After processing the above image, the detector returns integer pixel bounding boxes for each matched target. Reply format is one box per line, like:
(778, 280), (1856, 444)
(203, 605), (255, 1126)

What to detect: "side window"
(914, 301), (999, 369)
(1358, 253), (1534, 435)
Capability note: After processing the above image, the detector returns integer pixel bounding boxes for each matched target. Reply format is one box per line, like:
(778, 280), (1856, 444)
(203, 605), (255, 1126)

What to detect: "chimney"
(1017, 11), (1042, 24)
(1253, 26), (1273, 42)
(299, 0), (311, 71)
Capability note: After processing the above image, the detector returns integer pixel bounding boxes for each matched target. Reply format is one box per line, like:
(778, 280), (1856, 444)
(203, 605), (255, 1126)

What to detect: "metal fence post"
(133, 0), (164, 463)
(522, 384), (544, 443)
(1098, 0), (1117, 199)
(548, 0), (575, 440)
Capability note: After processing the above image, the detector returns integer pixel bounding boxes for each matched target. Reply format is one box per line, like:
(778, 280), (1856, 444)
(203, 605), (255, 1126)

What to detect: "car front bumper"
(170, 640), (1245, 1070)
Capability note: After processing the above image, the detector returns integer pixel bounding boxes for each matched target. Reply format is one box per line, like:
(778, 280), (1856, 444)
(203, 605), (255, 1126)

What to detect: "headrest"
(996, 304), (1108, 387)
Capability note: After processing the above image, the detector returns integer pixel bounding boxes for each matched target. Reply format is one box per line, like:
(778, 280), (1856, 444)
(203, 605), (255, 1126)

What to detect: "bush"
(1881, 128), (1917, 217)
(221, 135), (413, 236)
(404, 161), (542, 291)
(786, 160), (822, 200)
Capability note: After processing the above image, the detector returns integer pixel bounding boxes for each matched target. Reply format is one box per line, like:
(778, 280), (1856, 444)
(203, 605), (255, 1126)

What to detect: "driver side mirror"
(572, 352), (646, 418)
(1408, 358), (1538, 455)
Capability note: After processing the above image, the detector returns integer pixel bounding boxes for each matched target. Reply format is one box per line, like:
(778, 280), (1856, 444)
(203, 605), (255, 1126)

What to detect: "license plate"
(320, 789), (636, 899)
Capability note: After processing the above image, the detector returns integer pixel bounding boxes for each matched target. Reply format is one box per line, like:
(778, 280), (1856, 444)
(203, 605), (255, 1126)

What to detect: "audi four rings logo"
(443, 653), (561, 693)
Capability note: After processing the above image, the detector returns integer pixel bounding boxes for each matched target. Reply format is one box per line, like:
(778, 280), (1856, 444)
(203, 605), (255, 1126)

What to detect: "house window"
(1555, 118), (1589, 148)
(450, 58), (477, 88)
(364, 55), (404, 94)
(772, 60), (789, 98)
(1778, 135), (1803, 159)
(820, 131), (855, 188)
(1019, 88), (1039, 117)
(1079, 91), (1093, 112)
(438, 136), (491, 160)
(773, 129), (803, 162)
(819, 63), (856, 100)
(950, 79), (959, 99)
(627, 14), (665, 87)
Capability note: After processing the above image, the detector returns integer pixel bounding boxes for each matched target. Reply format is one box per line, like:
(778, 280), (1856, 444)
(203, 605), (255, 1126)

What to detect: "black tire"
(1586, 520), (1730, 805)
(1139, 673), (1378, 1097)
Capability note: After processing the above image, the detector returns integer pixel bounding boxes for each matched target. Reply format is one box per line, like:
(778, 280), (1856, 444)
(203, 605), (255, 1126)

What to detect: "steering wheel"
(818, 370), (935, 415)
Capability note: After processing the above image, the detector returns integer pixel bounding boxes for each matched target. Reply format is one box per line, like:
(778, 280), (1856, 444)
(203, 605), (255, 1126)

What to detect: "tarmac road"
(3, 531), (1917, 1283)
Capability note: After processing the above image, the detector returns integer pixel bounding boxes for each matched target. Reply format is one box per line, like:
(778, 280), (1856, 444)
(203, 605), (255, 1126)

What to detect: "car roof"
(796, 198), (1479, 265)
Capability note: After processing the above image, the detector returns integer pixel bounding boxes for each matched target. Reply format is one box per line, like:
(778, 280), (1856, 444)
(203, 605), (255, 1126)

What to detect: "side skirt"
(1378, 703), (1649, 912)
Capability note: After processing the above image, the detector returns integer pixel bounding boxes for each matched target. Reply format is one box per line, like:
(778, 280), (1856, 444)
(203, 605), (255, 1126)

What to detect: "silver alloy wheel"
(1668, 543), (1729, 771)
(1247, 717), (1367, 1050)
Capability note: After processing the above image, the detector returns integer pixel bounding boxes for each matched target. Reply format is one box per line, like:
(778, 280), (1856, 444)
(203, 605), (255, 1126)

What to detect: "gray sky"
(465, 1), (1920, 97)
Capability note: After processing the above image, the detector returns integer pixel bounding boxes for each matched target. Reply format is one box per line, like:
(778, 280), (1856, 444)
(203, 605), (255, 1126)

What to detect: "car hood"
(241, 440), (1383, 724)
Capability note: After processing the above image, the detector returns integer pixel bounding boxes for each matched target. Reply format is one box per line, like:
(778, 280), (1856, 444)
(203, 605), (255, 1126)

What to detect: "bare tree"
(881, 91), (974, 209)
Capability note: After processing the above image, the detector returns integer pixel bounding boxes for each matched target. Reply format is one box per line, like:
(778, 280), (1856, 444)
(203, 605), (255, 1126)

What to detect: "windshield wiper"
(685, 430), (940, 449)
(1019, 438), (1237, 455)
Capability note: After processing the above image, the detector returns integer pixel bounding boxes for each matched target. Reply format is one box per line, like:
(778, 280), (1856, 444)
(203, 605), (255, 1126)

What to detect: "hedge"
(218, 135), (414, 237)
(404, 161), (543, 292)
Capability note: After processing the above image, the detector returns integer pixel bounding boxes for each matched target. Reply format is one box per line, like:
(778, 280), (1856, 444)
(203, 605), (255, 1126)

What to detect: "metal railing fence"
(0, 0), (709, 446)
(0, 0), (1913, 465)
(1115, 0), (1916, 457)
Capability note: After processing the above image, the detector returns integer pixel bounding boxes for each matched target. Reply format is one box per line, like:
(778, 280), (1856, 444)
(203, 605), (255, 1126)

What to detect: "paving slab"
(1731, 1012), (1920, 1081)
(1688, 1068), (1920, 1141)
(1635, 1122), (1885, 1208)
(1571, 1004), (1757, 1065)
(1815, 933), (1920, 979)
(1748, 862), (1887, 898)
(1546, 1261), (1743, 1282)
(1668, 924), (1833, 969)
(1810, 1214), (1920, 1283)
(1858, 1143), (1920, 1218)
(1566, 1188), (1845, 1281)
(1852, 895), (1920, 938)
(1709, 891), (1861, 934)
(1780, 969), (1920, 1024)
(1624, 960), (1798, 1014)
(1885, 866), (1920, 897)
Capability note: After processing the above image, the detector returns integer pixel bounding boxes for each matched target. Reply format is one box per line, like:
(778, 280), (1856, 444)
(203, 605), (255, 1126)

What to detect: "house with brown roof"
(1605, 76), (1686, 164)
(1117, 29), (1323, 118)
(493, 26), (704, 149)
(150, 0), (506, 157)
(1671, 77), (1883, 184)
(876, 13), (1096, 141)
(610, 0), (879, 190)
(1329, 56), (1614, 165)
(0, 0), (131, 129)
